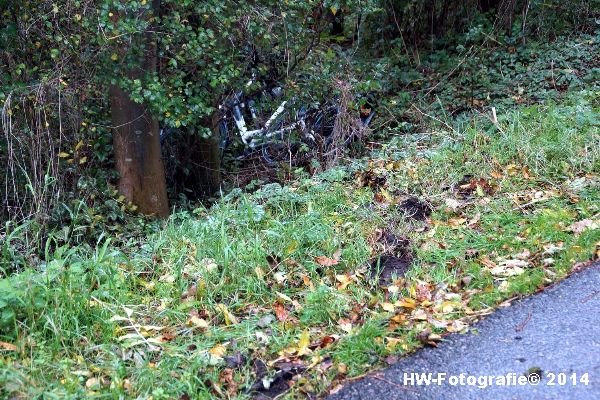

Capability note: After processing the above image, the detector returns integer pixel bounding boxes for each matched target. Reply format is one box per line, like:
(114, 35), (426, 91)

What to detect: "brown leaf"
(319, 335), (336, 348)
(274, 302), (289, 322)
(315, 255), (339, 267)
(480, 256), (497, 269)
(415, 283), (432, 302)
(219, 368), (238, 395)
(385, 355), (399, 365)
(0, 341), (17, 351)
(416, 329), (431, 343)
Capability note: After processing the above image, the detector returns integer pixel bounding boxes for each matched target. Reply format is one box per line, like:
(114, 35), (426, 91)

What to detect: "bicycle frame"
(223, 93), (305, 149)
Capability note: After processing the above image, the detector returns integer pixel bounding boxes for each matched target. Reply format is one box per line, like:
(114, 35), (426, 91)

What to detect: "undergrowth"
(0, 88), (598, 398)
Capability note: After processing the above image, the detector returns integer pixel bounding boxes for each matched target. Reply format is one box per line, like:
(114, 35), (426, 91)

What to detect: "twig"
(515, 310), (532, 332)
(580, 290), (599, 304)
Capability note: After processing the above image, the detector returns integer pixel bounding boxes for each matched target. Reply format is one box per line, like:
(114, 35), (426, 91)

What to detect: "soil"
(368, 232), (413, 286)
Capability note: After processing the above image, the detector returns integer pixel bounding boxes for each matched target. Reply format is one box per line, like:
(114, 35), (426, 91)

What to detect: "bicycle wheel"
(261, 142), (301, 166)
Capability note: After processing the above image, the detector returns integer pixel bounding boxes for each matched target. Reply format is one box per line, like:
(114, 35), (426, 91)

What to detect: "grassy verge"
(1, 91), (599, 399)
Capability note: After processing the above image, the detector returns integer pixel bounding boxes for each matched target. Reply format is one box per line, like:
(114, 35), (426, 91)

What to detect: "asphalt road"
(329, 262), (600, 400)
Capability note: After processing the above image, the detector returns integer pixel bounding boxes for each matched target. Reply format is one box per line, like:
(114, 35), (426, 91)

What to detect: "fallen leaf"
(297, 330), (312, 356)
(0, 341), (17, 351)
(219, 368), (238, 395)
(330, 385), (344, 395)
(567, 219), (599, 235)
(506, 164), (519, 176)
(412, 309), (428, 320)
(387, 285), (400, 295)
(395, 299), (416, 309)
(209, 343), (227, 358)
(273, 302), (289, 322)
(480, 256), (497, 269)
(337, 319), (353, 333)
(319, 335), (336, 348)
(335, 274), (353, 290)
(448, 217), (467, 227)
(446, 319), (468, 333)
(385, 337), (403, 351)
(216, 304), (238, 325)
(188, 316), (209, 330)
(273, 271), (287, 284)
(315, 255), (339, 267)
(444, 198), (461, 211)
(467, 213), (481, 227)
(490, 259), (527, 277)
(255, 331), (270, 344)
(85, 377), (101, 390)
(415, 283), (432, 302)
(200, 258), (218, 272)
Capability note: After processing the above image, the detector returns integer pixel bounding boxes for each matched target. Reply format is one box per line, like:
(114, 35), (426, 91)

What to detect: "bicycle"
(161, 78), (376, 167)
(217, 78), (376, 166)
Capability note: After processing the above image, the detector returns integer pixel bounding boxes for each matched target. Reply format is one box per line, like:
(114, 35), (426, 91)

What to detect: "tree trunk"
(109, 86), (169, 217)
(109, 0), (169, 217)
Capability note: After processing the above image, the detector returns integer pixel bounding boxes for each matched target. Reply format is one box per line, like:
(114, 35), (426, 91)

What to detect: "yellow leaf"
(441, 301), (456, 313)
(395, 298), (416, 309)
(385, 337), (402, 352)
(285, 240), (299, 254)
(58, 152), (70, 158)
(379, 188), (394, 203)
(111, 53), (118, 61)
(75, 140), (84, 151)
(381, 302), (395, 312)
(335, 274), (353, 290)
(297, 330), (312, 356)
(330, 6), (338, 15)
(216, 303), (238, 325)
(448, 217), (467, 227)
(209, 343), (226, 358)
(79, 156), (88, 164)
(506, 164), (518, 176)
(188, 316), (209, 330)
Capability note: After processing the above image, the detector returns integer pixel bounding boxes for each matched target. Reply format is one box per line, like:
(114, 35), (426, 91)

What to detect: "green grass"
(1, 91), (599, 399)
